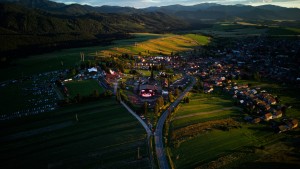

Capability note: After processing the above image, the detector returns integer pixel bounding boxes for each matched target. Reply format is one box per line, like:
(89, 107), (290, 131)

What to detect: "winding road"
(155, 76), (196, 169)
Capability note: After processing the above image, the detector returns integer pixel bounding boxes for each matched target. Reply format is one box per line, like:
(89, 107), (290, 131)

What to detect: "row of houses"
(190, 56), (298, 133)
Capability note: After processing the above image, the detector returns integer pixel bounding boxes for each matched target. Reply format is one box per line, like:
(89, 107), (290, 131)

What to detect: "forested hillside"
(0, 2), (186, 65)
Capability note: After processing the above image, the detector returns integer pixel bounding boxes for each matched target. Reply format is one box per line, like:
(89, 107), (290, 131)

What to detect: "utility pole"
(137, 147), (140, 159)
(80, 52), (85, 62)
(75, 113), (78, 122)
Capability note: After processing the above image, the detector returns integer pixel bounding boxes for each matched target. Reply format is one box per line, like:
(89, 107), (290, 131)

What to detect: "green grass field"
(168, 92), (300, 169)
(172, 109), (240, 129)
(0, 99), (150, 169)
(64, 80), (104, 98)
(171, 125), (281, 169)
(175, 95), (233, 116)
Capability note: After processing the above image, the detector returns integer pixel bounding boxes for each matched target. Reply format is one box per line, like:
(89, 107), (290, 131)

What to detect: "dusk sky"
(52, 0), (300, 8)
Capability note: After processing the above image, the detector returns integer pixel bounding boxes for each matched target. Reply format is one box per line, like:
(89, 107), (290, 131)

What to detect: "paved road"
(121, 101), (152, 136)
(155, 76), (196, 169)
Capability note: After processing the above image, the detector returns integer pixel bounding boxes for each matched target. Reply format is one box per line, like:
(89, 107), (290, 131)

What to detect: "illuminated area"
(140, 89), (154, 97)
(139, 85), (158, 98)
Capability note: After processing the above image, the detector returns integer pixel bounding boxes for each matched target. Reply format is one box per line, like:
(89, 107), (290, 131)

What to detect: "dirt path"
(172, 107), (242, 121)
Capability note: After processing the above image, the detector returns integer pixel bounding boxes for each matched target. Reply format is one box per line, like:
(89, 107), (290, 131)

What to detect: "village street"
(155, 76), (196, 169)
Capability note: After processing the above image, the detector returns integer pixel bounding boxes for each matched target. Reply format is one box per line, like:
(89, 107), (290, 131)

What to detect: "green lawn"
(64, 80), (104, 98)
(174, 94), (233, 117)
(0, 99), (150, 169)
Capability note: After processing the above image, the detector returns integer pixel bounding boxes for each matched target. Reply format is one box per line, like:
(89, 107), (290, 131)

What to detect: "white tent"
(88, 67), (97, 73)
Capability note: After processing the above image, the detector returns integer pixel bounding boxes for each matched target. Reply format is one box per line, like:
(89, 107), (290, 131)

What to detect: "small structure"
(278, 119), (298, 133)
(278, 125), (289, 133)
(289, 119), (298, 129)
(273, 110), (283, 119)
(88, 67), (97, 73)
(252, 117), (261, 124)
(264, 113), (273, 121)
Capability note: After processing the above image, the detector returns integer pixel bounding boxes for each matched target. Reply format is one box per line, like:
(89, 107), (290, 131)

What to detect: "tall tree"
(157, 96), (164, 108)
(169, 92), (174, 102)
(93, 89), (99, 97)
(174, 88), (179, 97)
(185, 97), (190, 103)
(143, 102), (148, 115)
(154, 103), (159, 114)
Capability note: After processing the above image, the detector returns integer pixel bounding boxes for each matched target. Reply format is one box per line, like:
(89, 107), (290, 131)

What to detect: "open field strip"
(172, 109), (241, 129)
(99, 34), (210, 56)
(173, 106), (242, 120)
(0, 98), (150, 169)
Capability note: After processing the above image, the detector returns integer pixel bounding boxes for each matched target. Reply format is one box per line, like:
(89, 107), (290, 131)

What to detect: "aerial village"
(1, 36), (299, 133)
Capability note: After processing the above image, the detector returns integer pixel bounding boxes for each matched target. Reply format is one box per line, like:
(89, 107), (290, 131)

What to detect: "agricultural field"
(99, 34), (210, 57)
(0, 99), (151, 169)
(193, 23), (267, 37)
(168, 92), (300, 169)
(171, 93), (236, 129)
(64, 79), (104, 98)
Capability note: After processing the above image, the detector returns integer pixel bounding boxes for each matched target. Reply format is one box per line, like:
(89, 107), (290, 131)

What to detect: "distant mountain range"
(0, 0), (300, 62)
(1, 0), (300, 19)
